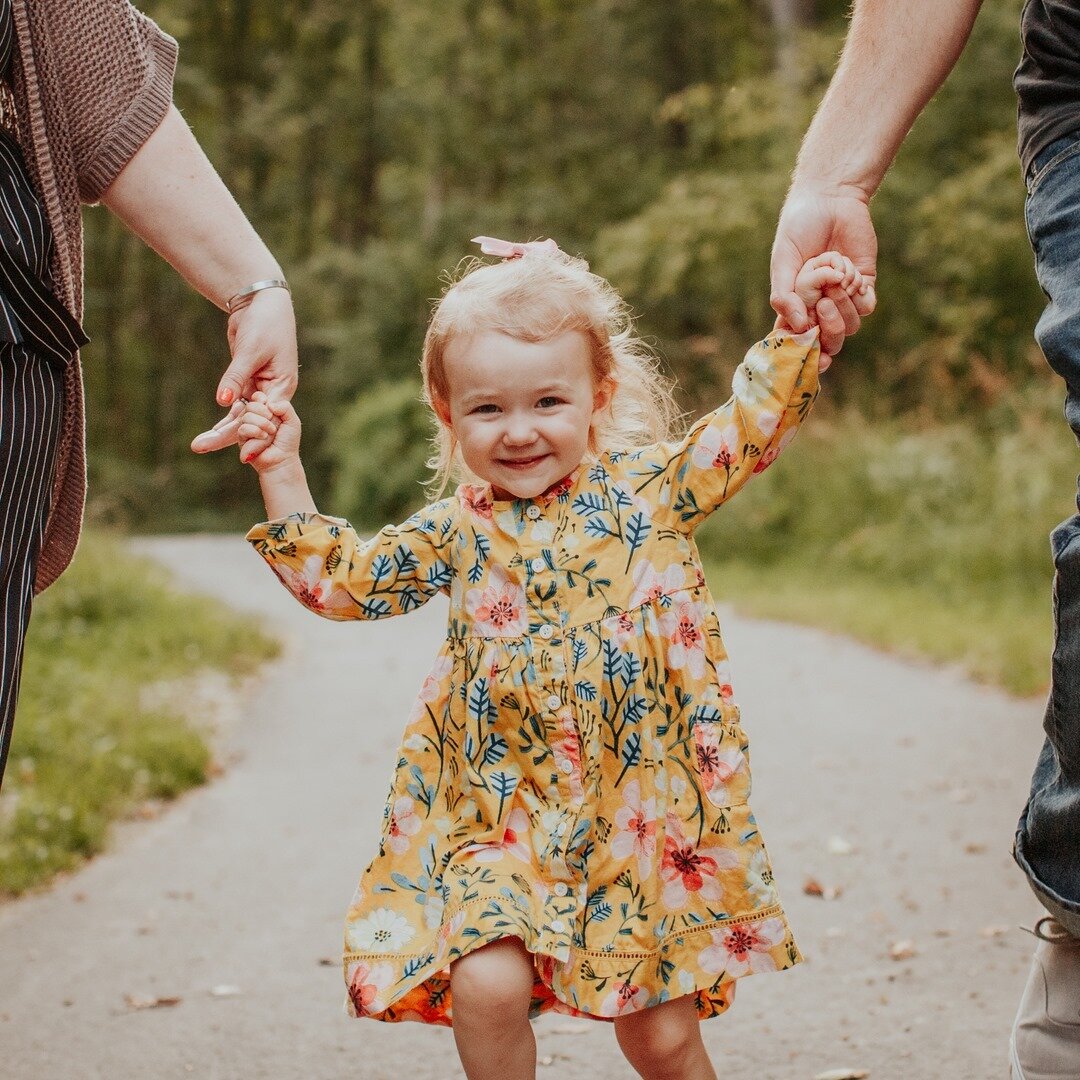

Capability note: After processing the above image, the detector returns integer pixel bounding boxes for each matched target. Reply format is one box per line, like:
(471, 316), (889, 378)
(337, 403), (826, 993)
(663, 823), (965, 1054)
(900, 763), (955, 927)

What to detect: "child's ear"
(433, 397), (452, 428)
(593, 376), (616, 415)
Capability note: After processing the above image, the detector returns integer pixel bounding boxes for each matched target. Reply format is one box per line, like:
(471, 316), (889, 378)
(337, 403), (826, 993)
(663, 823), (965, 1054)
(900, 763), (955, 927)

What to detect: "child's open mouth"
(501, 455), (548, 469)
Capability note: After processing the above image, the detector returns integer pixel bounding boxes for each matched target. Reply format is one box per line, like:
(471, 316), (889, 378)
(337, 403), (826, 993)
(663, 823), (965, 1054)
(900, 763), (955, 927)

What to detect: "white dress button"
(546, 695), (561, 710)
(539, 624), (555, 639)
(554, 882), (569, 896)
(550, 919), (566, 932)
(526, 505), (541, 519)
(558, 760), (572, 774)
(531, 557), (545, 573)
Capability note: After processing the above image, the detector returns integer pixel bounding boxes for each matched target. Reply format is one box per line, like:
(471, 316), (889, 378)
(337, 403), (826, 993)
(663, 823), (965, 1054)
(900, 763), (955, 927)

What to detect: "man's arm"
(771, 0), (985, 342)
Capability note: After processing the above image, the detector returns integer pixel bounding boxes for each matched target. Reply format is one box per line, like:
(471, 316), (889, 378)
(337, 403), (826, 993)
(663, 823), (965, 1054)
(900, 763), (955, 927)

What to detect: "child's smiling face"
(434, 329), (613, 500)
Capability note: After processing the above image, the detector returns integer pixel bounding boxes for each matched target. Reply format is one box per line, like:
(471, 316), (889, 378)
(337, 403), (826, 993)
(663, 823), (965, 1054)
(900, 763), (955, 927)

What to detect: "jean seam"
(1027, 137), (1080, 197)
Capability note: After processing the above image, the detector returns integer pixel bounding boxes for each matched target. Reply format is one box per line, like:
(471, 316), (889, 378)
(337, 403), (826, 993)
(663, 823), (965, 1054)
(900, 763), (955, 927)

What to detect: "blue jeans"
(1014, 130), (1080, 940)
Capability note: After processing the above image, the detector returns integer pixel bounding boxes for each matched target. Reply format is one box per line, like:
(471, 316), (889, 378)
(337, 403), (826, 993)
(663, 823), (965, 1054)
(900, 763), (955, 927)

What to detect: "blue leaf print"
(426, 561), (453, 589)
(468, 561), (484, 583)
(572, 637), (588, 668)
(483, 733), (508, 766)
(491, 770), (519, 819)
(588, 463), (609, 484)
(602, 640), (622, 682)
(574, 680), (597, 702)
(625, 511), (651, 559)
(468, 678), (496, 725)
(370, 553), (392, 583)
(398, 585), (424, 613)
(572, 493), (607, 518)
(475, 532), (490, 561)
(394, 544), (419, 574)
(624, 695), (647, 726)
(360, 598), (393, 619)
(613, 485), (632, 510)
(621, 652), (642, 686)
(622, 731), (642, 768)
(690, 705), (722, 727)
(584, 517), (617, 539)
(391, 871), (420, 891)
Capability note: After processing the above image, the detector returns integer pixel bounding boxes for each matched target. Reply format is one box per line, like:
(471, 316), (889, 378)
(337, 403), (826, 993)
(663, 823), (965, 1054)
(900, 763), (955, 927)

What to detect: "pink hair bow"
(472, 235), (560, 259)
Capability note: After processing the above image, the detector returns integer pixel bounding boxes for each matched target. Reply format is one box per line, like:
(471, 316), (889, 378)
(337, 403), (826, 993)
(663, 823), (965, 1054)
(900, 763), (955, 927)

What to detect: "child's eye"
(471, 404), (499, 414)
(537, 396), (562, 408)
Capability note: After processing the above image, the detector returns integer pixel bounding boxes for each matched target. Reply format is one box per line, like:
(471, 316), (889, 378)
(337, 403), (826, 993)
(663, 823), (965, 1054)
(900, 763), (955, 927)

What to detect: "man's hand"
(190, 288), (298, 454)
(770, 186), (878, 355)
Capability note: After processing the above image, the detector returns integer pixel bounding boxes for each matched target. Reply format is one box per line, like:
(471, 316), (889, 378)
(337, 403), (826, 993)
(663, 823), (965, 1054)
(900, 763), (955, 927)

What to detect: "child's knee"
(450, 937), (534, 1020)
(614, 997), (703, 1078)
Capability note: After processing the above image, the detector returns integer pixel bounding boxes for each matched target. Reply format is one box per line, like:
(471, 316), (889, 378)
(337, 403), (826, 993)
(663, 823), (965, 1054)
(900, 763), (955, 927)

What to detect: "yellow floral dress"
(247, 329), (820, 1025)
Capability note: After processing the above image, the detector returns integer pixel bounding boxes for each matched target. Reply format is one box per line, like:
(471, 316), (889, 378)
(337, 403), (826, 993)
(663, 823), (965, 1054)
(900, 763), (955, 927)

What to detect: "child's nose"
(502, 414), (538, 445)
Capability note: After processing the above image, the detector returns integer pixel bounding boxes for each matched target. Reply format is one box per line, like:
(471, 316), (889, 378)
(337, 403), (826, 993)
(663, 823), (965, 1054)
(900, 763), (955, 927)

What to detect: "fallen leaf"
(964, 842), (986, 855)
(538, 1056), (555, 1067)
(803, 877), (824, 897)
(317, 957), (335, 967)
(827, 836), (855, 856)
(124, 994), (181, 1010)
(980, 925), (1008, 939)
(888, 940), (916, 961)
(209, 985), (241, 997)
(813, 1070), (869, 1080)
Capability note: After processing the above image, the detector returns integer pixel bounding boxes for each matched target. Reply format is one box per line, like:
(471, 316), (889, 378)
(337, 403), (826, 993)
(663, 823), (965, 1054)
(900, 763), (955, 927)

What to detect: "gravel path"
(0, 535), (1048, 1079)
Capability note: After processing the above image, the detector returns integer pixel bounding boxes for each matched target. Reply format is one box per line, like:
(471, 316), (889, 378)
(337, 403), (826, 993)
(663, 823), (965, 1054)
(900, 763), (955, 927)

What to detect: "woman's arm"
(99, 104), (297, 422)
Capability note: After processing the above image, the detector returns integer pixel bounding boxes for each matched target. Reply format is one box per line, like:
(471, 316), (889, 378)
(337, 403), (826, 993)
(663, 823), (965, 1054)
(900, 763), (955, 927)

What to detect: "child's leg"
(450, 937), (537, 1080)
(613, 994), (718, 1080)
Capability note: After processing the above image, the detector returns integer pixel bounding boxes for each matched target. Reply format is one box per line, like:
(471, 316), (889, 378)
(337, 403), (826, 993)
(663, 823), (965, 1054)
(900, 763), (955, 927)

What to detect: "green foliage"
(330, 378), (434, 527)
(0, 534), (278, 895)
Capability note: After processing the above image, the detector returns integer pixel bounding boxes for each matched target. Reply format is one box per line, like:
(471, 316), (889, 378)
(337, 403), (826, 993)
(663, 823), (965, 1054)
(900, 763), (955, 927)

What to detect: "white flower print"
(628, 560), (686, 610)
(610, 780), (658, 881)
(659, 600), (709, 680)
(460, 807), (533, 864)
(745, 848), (777, 906)
(691, 422), (742, 474)
(386, 796), (423, 855)
(697, 917), (786, 978)
(600, 981), (649, 1016)
(346, 907), (417, 953)
(694, 724), (748, 808)
(408, 655), (453, 724)
(733, 350), (778, 409)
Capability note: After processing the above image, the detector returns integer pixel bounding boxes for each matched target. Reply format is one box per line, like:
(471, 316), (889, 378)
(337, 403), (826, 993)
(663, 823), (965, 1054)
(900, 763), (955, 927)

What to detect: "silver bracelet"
(226, 278), (291, 315)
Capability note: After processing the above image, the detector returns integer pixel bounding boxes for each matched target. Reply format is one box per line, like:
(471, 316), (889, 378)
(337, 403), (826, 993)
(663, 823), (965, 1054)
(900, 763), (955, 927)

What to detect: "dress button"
(546, 694), (561, 710)
(531, 557), (545, 573)
(554, 882), (569, 896)
(558, 760), (573, 775)
(539, 624), (555, 639)
(550, 919), (566, 932)
(526, 505), (541, 519)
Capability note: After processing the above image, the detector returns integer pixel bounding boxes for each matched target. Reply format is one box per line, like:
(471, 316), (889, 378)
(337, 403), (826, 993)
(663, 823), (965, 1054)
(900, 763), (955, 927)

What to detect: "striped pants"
(0, 343), (63, 788)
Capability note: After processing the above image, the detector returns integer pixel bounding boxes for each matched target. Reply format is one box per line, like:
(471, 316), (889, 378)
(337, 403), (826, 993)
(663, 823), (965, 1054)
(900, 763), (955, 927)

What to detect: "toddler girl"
(240, 239), (866, 1080)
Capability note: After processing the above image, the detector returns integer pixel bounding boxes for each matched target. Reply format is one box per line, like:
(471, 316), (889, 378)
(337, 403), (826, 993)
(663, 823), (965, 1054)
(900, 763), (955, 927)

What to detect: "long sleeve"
(246, 500), (459, 621)
(618, 328), (820, 533)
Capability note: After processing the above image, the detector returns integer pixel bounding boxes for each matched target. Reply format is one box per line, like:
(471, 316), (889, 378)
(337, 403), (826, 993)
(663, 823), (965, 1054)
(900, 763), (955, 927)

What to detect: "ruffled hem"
(342, 894), (801, 1025)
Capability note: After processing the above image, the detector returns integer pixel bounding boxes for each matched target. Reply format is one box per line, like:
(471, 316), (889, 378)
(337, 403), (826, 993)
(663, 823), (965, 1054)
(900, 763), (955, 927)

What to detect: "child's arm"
(239, 395), (458, 621)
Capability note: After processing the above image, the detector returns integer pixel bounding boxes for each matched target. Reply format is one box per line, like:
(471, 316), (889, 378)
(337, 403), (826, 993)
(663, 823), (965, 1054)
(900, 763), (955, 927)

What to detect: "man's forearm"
(99, 105), (284, 311)
(793, 0), (984, 198)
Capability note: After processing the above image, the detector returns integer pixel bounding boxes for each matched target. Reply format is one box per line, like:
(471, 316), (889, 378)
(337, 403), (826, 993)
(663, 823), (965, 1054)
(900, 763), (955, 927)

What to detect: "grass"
(0, 533), (279, 896)
(695, 396), (1076, 699)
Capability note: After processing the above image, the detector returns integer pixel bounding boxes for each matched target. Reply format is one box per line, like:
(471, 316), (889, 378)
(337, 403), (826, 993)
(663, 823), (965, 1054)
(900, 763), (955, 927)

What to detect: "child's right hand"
(238, 391), (301, 472)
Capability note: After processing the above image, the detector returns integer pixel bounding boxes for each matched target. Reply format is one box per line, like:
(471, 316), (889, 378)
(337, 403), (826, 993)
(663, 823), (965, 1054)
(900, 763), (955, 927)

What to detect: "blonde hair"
(421, 246), (681, 499)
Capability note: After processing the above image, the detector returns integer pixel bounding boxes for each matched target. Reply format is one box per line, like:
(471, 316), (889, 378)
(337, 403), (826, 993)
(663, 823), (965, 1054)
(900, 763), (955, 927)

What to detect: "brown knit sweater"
(10, 0), (177, 593)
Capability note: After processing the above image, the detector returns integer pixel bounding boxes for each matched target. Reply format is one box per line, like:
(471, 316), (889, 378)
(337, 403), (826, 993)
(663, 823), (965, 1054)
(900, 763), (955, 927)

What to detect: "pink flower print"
(465, 566), (527, 636)
(658, 600), (708, 679)
(408, 655), (453, 723)
(693, 724), (748, 807)
(540, 472), (576, 504)
(600, 981), (649, 1016)
(460, 807), (533, 864)
(612, 611), (637, 646)
(713, 659), (735, 701)
(691, 422), (741, 473)
(610, 779), (657, 880)
(752, 426), (797, 474)
(276, 554), (354, 616)
(346, 960), (395, 1016)
(386, 796), (423, 855)
(460, 485), (494, 521)
(628, 559), (686, 610)
(660, 812), (739, 910)
(697, 917), (786, 979)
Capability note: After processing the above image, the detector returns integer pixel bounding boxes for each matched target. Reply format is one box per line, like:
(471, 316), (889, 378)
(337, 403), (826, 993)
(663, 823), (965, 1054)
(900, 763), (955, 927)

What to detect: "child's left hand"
(793, 252), (874, 372)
